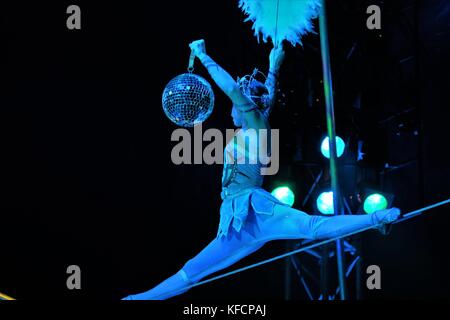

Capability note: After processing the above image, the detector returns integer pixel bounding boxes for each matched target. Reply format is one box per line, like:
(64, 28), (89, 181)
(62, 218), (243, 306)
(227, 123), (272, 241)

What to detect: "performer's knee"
(309, 215), (330, 240)
(181, 262), (197, 284)
(176, 267), (196, 294)
(179, 268), (193, 284)
(272, 205), (316, 240)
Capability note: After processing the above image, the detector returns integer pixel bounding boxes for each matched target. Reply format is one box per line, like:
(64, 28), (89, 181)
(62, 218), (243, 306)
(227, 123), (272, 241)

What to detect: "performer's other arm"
(263, 44), (285, 118)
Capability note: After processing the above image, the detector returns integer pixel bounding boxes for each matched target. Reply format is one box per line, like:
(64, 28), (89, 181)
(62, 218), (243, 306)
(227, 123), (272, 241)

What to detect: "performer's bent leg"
(255, 205), (401, 242)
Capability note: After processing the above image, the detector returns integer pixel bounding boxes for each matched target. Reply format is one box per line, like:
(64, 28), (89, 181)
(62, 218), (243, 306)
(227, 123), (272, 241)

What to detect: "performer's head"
(233, 69), (270, 127)
(231, 106), (244, 127)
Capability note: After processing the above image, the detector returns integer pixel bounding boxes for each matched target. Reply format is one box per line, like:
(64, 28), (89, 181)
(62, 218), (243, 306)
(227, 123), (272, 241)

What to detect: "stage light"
(321, 136), (345, 159)
(356, 188), (395, 215)
(271, 186), (295, 207)
(363, 193), (388, 214)
(317, 191), (334, 215)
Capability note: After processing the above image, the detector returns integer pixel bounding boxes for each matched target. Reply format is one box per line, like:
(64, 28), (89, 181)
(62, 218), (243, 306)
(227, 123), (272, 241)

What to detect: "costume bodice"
(221, 129), (268, 199)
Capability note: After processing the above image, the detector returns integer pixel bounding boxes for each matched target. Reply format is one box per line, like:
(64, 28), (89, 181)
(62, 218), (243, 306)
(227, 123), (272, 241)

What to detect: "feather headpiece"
(239, 0), (322, 46)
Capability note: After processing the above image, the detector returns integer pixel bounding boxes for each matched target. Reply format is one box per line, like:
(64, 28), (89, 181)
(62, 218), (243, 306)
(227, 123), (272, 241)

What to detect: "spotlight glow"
(363, 193), (388, 214)
(271, 186), (295, 207)
(321, 136), (346, 159)
(317, 191), (334, 215)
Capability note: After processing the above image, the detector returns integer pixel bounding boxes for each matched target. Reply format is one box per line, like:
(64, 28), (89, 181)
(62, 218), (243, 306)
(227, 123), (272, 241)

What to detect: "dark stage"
(0, 0), (449, 302)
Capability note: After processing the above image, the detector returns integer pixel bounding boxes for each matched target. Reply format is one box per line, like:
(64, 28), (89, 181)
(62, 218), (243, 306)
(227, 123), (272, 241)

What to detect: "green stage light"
(321, 136), (345, 159)
(317, 191), (334, 215)
(363, 193), (388, 214)
(271, 186), (295, 207)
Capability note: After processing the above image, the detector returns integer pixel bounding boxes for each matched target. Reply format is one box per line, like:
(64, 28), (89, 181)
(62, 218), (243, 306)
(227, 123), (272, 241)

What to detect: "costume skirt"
(217, 187), (288, 239)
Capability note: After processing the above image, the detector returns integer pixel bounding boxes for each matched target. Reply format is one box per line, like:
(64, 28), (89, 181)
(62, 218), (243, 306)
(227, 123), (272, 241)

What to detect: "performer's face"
(231, 106), (243, 127)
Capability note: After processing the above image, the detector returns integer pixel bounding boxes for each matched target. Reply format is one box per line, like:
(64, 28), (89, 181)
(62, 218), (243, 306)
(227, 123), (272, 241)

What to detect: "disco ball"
(162, 73), (215, 127)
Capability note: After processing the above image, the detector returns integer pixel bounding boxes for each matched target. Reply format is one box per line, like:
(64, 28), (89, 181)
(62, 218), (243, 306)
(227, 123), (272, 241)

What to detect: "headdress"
(237, 68), (270, 109)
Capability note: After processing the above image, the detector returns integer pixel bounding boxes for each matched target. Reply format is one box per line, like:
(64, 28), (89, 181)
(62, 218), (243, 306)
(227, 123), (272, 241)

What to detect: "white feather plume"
(239, 0), (322, 46)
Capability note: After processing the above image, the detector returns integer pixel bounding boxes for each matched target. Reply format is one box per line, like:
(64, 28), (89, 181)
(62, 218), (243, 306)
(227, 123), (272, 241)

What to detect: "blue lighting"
(317, 191), (334, 215)
(321, 136), (346, 159)
(271, 186), (295, 207)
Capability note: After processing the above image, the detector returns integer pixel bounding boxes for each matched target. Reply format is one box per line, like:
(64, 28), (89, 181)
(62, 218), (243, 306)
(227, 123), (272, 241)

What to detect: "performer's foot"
(371, 207), (401, 235)
(120, 269), (192, 300)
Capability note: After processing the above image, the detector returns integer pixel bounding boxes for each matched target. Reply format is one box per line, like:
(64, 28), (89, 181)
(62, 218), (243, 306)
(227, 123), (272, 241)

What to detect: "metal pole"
(320, 243), (330, 299)
(284, 241), (292, 300)
(355, 236), (363, 299)
(318, 0), (348, 300)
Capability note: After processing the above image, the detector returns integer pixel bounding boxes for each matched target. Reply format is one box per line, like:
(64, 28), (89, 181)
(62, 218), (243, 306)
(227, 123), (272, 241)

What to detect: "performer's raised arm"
(263, 44), (285, 118)
(189, 39), (285, 131)
(189, 39), (251, 108)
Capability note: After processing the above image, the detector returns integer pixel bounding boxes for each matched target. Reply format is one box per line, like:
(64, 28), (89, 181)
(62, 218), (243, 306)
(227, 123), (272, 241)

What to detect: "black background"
(0, 0), (449, 300)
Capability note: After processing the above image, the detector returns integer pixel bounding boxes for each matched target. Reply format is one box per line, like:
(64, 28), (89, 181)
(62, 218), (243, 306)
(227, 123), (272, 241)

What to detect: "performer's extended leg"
(123, 207), (400, 300)
(123, 212), (267, 300)
(254, 205), (401, 242)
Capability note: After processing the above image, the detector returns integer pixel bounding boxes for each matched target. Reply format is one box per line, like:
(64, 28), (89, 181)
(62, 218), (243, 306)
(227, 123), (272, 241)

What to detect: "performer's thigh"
(255, 204), (315, 242)
(182, 207), (315, 282)
(183, 226), (265, 283)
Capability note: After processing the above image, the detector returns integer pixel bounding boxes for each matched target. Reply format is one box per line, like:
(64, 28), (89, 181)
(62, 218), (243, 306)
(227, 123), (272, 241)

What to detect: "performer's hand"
(269, 43), (285, 72)
(189, 39), (207, 59)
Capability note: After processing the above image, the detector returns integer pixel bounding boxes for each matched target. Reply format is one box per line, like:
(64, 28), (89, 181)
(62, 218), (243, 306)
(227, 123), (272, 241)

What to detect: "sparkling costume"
(218, 126), (287, 239)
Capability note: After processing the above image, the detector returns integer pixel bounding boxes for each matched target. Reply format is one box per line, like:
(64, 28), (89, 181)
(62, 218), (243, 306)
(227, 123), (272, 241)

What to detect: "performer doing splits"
(123, 39), (401, 300)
